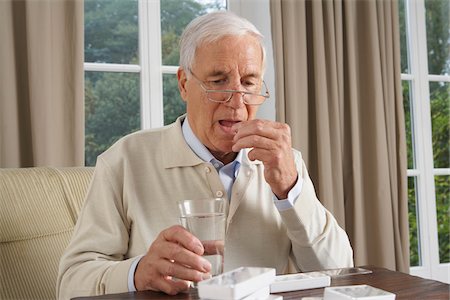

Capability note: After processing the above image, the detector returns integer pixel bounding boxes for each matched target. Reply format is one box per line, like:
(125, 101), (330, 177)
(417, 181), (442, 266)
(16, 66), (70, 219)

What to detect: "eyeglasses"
(189, 72), (270, 105)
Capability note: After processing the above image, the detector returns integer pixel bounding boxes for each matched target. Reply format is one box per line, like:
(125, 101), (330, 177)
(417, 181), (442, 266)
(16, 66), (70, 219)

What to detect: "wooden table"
(74, 266), (449, 299)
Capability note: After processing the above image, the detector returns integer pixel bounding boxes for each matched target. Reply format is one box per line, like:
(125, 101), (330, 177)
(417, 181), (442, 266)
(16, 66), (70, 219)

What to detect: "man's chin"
(208, 142), (236, 159)
(213, 132), (234, 149)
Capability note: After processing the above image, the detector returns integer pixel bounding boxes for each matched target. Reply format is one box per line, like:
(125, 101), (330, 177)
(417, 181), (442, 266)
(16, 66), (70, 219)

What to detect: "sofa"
(0, 167), (94, 300)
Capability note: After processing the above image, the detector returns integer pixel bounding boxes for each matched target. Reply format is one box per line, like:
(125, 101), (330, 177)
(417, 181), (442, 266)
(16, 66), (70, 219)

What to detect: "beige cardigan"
(57, 116), (353, 299)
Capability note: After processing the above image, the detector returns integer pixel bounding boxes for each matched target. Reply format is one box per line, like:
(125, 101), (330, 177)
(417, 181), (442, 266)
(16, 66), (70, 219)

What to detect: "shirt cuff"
(128, 255), (144, 292)
(272, 175), (303, 211)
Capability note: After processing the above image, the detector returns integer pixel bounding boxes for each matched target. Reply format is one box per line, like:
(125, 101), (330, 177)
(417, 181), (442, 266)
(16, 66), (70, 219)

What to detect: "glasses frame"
(189, 72), (270, 105)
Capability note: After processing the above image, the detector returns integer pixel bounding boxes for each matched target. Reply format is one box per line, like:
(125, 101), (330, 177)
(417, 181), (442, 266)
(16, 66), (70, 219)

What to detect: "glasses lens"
(206, 91), (267, 104)
(206, 92), (266, 104)
(203, 80), (268, 105)
(243, 94), (266, 105)
(207, 91), (232, 102)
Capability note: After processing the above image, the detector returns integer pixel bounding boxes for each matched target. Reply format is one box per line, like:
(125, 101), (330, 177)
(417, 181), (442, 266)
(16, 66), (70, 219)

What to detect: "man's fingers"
(147, 275), (190, 296)
(157, 259), (211, 283)
(232, 119), (289, 141)
(155, 241), (211, 272)
(246, 148), (274, 163)
(135, 225), (213, 293)
(232, 134), (274, 153)
(232, 120), (275, 141)
(231, 120), (292, 153)
(161, 225), (204, 255)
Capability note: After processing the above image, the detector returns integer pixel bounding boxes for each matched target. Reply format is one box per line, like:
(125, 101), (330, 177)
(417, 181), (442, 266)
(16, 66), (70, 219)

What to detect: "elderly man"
(57, 11), (353, 299)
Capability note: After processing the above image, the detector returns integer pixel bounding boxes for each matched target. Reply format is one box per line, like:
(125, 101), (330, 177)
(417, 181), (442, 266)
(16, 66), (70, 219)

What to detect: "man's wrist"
(128, 255), (144, 292)
(272, 175), (303, 211)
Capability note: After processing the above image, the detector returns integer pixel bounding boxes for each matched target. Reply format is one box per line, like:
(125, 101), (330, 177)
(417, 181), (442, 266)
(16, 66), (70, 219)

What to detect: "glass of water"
(177, 198), (227, 280)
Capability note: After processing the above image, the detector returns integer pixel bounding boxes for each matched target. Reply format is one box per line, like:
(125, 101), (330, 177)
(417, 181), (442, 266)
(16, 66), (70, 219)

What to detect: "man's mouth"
(219, 120), (240, 127)
(218, 120), (241, 133)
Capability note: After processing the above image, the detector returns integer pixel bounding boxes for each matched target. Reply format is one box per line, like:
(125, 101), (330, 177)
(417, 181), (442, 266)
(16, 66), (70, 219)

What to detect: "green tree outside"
(85, 72), (140, 166)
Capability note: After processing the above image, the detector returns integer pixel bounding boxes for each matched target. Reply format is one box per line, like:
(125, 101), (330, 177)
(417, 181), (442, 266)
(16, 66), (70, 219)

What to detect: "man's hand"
(134, 225), (212, 295)
(232, 119), (298, 199)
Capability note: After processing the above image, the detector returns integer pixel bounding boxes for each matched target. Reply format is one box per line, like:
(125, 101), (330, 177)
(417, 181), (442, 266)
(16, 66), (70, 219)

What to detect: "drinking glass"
(177, 198), (227, 279)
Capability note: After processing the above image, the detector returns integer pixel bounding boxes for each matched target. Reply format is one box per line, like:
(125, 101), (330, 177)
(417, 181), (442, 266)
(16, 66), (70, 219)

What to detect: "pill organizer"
(197, 267), (276, 300)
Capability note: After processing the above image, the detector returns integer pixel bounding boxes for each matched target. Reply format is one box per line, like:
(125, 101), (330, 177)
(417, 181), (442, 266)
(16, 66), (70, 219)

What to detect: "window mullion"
(139, 0), (164, 129)
(428, 74), (450, 82)
(413, 0), (442, 281)
(406, 0), (430, 278)
(407, 0), (440, 280)
(84, 63), (141, 73)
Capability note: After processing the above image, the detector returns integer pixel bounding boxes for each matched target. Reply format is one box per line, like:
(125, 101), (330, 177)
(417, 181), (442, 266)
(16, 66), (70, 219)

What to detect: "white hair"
(179, 11), (266, 76)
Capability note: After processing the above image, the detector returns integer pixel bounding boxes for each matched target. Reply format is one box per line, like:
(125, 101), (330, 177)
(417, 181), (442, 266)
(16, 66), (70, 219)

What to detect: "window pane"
(399, 0), (410, 74)
(425, 0), (450, 75)
(435, 175), (450, 263)
(85, 72), (140, 166)
(429, 82), (449, 168)
(163, 74), (186, 125)
(85, 0), (138, 64)
(408, 176), (421, 266)
(403, 80), (415, 169)
(160, 0), (227, 66)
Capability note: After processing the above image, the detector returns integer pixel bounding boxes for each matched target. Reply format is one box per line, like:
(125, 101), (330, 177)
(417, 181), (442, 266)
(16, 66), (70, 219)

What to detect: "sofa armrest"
(0, 167), (94, 300)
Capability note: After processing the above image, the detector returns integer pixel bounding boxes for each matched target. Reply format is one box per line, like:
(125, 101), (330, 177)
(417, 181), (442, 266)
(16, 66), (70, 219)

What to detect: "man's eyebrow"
(244, 73), (260, 79)
(207, 70), (230, 77)
(206, 70), (261, 79)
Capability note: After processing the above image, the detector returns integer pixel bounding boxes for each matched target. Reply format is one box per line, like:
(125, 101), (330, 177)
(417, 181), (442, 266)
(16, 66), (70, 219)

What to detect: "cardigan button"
(204, 167), (211, 173)
(216, 191), (224, 197)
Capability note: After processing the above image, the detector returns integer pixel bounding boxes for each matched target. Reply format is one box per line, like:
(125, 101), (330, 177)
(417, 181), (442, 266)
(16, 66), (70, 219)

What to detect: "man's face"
(178, 34), (264, 161)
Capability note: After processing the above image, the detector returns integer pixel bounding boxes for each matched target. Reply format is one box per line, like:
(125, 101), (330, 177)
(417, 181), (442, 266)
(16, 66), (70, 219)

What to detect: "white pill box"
(240, 286), (283, 300)
(198, 267), (276, 300)
(241, 286), (270, 300)
(270, 271), (331, 293)
(324, 285), (396, 300)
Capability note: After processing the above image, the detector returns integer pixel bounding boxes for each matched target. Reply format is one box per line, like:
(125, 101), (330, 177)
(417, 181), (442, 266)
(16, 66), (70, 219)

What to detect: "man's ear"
(177, 68), (188, 103)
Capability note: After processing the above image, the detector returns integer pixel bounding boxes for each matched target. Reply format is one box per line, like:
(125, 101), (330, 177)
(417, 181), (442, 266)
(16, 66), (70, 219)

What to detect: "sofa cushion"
(0, 167), (94, 299)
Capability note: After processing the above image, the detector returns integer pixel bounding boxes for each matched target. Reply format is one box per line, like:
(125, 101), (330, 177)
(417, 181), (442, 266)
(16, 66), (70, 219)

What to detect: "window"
(399, 0), (449, 283)
(84, 0), (275, 166)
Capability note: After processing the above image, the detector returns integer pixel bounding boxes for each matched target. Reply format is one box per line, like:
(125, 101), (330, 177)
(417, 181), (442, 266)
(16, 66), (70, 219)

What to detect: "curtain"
(0, 0), (84, 167)
(271, 0), (409, 272)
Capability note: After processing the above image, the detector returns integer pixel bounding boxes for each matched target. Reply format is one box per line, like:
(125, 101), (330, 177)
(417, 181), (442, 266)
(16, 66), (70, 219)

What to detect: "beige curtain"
(0, 0), (84, 167)
(271, 0), (409, 272)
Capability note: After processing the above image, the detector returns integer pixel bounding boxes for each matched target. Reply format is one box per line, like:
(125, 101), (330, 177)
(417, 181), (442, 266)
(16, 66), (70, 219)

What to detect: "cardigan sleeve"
(277, 151), (354, 271)
(56, 156), (136, 299)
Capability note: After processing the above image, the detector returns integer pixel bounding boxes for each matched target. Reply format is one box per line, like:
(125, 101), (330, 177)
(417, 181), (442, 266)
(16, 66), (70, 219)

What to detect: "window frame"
(403, 0), (450, 283)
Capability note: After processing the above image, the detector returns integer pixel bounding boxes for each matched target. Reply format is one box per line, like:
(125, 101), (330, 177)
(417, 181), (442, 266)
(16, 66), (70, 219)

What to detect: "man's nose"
(225, 91), (246, 108)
